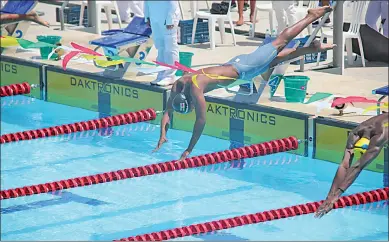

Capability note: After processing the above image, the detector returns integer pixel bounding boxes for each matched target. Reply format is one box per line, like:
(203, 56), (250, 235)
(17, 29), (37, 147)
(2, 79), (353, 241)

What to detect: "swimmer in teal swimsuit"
(315, 112), (389, 218)
(153, 6), (335, 160)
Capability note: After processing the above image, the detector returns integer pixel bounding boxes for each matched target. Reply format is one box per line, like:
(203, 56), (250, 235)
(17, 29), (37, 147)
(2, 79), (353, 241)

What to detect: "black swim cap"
(172, 93), (191, 114)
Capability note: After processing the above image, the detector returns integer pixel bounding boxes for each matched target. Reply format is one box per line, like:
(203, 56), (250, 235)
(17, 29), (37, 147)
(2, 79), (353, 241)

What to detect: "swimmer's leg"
(0, 11), (49, 28)
(271, 6), (333, 52)
(270, 40), (336, 68)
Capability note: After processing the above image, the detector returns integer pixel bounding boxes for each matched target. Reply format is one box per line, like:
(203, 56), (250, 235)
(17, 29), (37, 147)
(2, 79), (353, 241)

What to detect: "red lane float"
(0, 82), (33, 97)
(117, 187), (389, 241)
(0, 108), (157, 144)
(0, 136), (299, 200)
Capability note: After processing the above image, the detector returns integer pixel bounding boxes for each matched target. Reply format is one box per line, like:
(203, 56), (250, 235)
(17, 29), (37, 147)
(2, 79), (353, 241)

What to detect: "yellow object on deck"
(0, 36), (19, 47)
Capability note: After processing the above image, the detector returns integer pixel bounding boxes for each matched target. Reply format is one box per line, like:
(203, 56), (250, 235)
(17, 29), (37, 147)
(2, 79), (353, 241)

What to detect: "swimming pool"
(1, 95), (388, 241)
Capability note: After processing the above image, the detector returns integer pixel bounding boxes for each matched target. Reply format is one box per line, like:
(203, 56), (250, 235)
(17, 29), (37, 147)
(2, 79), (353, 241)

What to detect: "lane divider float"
(0, 82), (37, 97)
(116, 187), (389, 241)
(0, 108), (156, 144)
(0, 136), (299, 200)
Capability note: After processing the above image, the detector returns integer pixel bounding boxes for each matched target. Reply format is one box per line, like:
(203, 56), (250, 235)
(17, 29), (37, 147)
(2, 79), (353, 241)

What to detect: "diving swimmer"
(153, 6), (335, 160)
(315, 112), (389, 218)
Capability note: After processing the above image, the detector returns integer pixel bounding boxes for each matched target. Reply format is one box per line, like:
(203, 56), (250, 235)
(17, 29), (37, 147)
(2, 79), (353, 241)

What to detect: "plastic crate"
(55, 6), (88, 27)
(178, 19), (209, 45)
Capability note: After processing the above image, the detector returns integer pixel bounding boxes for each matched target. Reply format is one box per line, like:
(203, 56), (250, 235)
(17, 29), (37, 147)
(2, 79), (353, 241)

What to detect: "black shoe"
(231, 2), (237, 8)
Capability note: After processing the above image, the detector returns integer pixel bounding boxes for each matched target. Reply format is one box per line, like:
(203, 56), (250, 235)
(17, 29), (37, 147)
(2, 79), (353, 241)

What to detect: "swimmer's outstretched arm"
(337, 136), (384, 193)
(178, 85), (207, 161)
(315, 133), (384, 218)
(152, 82), (181, 152)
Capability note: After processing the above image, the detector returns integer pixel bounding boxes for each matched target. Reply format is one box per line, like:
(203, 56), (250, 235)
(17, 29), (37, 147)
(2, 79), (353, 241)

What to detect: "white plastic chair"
(251, 1), (275, 37)
(188, 0), (211, 18)
(191, 0), (236, 50)
(79, 0), (122, 32)
(316, 1), (367, 67)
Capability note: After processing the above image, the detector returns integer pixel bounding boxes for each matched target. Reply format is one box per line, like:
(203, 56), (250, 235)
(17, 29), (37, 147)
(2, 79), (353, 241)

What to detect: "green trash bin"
(283, 75), (310, 103)
(36, 35), (62, 60)
(176, 52), (194, 76)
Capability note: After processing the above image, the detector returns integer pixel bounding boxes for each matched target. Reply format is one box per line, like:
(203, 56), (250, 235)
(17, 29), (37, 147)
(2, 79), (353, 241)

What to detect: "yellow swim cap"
(354, 137), (370, 154)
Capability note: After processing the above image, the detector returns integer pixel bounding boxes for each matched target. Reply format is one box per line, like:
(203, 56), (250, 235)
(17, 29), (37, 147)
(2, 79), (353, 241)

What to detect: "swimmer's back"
(352, 113), (388, 138)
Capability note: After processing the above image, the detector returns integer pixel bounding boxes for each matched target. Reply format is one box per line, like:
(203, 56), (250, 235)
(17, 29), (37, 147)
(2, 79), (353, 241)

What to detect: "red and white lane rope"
(0, 136), (299, 200)
(0, 108), (156, 144)
(116, 187), (389, 241)
(2, 124), (157, 147)
(0, 82), (37, 97)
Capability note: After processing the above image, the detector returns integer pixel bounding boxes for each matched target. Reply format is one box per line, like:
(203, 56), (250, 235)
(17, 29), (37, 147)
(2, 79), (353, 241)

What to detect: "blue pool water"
(1, 95), (388, 241)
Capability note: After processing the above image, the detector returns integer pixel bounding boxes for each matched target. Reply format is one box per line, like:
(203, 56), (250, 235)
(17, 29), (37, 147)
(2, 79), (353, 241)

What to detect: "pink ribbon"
(331, 96), (383, 108)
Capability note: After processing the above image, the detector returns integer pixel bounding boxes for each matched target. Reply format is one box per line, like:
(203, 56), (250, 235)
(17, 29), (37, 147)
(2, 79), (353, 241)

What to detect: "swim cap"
(354, 137), (370, 154)
(172, 93), (191, 114)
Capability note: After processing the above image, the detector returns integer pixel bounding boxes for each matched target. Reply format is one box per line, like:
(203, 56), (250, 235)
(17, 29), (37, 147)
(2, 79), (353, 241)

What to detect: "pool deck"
(3, 23), (387, 124)
(1, 2), (388, 172)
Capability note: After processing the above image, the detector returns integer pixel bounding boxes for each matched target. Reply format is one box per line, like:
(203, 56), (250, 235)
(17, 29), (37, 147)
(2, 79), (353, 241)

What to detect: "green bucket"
(283, 75), (310, 103)
(176, 52), (194, 76)
(36, 35), (62, 60)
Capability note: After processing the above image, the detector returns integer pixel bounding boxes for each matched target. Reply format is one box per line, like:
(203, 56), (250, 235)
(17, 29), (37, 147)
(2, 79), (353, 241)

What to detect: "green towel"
(18, 39), (56, 49)
(217, 79), (250, 88)
(304, 92), (333, 104)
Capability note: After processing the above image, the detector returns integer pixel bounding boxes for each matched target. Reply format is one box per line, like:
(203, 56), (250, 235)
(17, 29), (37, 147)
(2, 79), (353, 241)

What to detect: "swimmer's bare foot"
(308, 6), (333, 19)
(27, 11), (49, 27)
(311, 39), (336, 51)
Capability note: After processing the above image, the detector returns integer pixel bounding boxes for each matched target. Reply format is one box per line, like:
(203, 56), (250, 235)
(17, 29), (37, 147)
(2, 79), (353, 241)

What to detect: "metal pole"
(332, 0), (344, 75)
(299, 1), (337, 72)
(87, 1), (101, 34)
(59, 0), (69, 31)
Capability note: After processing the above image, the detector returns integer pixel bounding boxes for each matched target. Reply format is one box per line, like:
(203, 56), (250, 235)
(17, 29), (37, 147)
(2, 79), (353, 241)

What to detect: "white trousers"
(116, 1), (144, 21)
(150, 12), (180, 79)
(365, 0), (388, 38)
(272, 1), (297, 34)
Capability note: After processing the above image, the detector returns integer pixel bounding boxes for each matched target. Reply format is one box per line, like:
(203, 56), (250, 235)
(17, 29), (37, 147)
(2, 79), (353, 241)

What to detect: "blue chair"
(89, 16), (154, 76)
(372, 85), (388, 115)
(1, 0), (37, 38)
(90, 16), (152, 56)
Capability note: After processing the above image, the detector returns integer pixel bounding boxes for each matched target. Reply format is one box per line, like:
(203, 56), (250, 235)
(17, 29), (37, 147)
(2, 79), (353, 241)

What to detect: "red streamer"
(117, 187), (389, 241)
(331, 96), (383, 108)
(0, 136), (299, 200)
(0, 82), (31, 97)
(0, 108), (157, 144)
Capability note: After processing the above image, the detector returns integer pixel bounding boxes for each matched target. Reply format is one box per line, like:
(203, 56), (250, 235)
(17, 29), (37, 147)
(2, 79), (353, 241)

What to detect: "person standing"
(365, 0), (388, 38)
(272, 1), (297, 34)
(116, 1), (144, 23)
(144, 0), (180, 86)
(235, 0), (256, 26)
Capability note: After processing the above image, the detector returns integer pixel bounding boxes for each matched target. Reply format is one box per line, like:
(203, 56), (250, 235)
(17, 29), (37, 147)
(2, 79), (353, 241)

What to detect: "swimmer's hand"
(178, 149), (191, 161)
(315, 195), (339, 218)
(152, 137), (168, 153)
